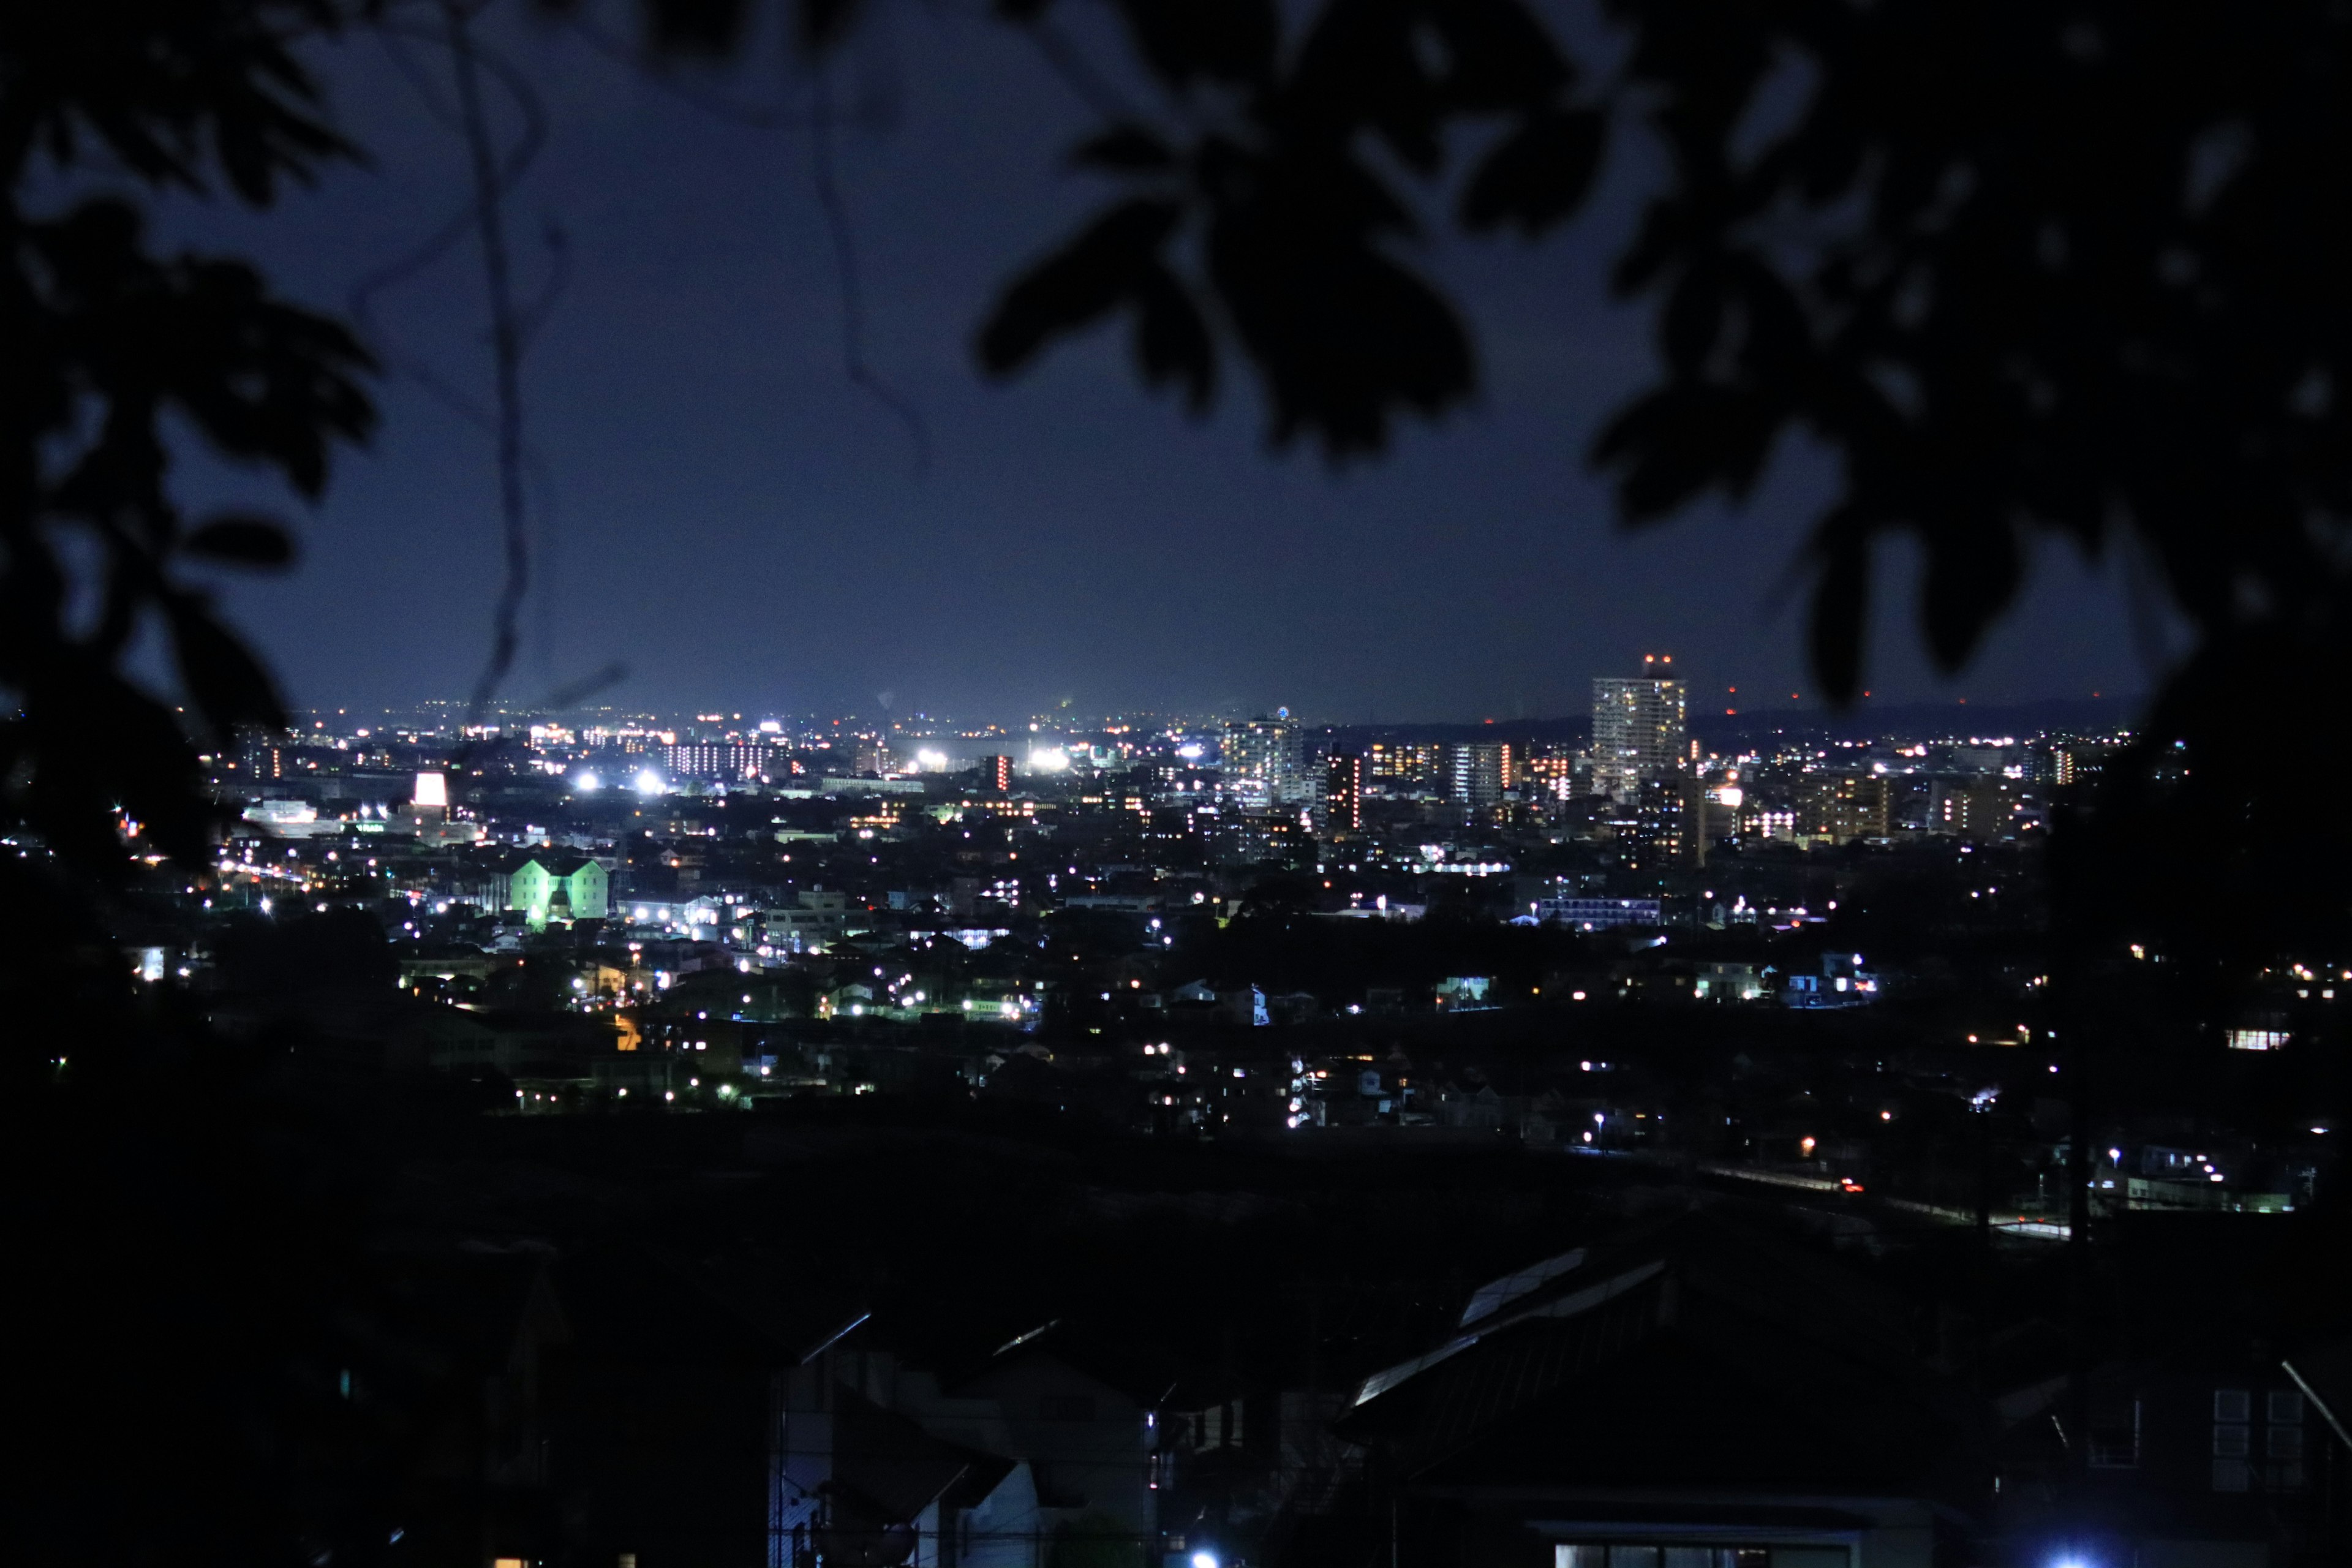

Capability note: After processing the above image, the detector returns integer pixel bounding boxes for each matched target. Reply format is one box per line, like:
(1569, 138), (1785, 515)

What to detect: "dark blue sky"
(164, 2), (2161, 723)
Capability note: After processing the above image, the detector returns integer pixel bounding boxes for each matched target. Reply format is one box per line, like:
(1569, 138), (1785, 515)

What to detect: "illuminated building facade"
(1368, 740), (1441, 788)
(1626, 775), (1706, 870)
(666, 742), (778, 782)
(240, 734), (290, 779)
(1525, 750), (1581, 802)
(1223, 715), (1306, 804)
(1325, 753), (1364, 831)
(509, 854), (611, 929)
(1932, 780), (2017, 840)
(1444, 742), (1506, 810)
(1593, 656), (1689, 802)
(2053, 743), (2113, 787)
(1800, 772), (1891, 844)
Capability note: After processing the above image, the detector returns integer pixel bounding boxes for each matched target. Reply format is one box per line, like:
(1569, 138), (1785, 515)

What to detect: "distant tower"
(976, 754), (1014, 794)
(1324, 753), (1364, 832)
(1591, 655), (1689, 802)
(1223, 714), (1305, 805)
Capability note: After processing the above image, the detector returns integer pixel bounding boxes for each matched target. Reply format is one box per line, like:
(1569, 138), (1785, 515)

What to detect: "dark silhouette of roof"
(518, 853), (601, 878)
(831, 1383), (1015, 1525)
(1337, 1206), (1980, 1498)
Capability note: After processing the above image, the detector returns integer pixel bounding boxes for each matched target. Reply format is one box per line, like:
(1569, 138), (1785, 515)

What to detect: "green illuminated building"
(509, 854), (609, 929)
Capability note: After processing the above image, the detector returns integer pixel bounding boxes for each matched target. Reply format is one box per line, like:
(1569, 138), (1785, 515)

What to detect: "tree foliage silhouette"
(5, 20), (386, 1562)
(973, 0), (1599, 455)
(2, 2), (374, 887)
(974, 0), (2352, 960)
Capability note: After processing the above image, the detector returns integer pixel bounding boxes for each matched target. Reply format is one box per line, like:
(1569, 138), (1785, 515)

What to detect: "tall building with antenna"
(1592, 654), (1689, 802)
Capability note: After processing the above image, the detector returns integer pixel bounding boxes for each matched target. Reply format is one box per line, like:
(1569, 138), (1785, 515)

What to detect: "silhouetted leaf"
(1210, 209), (1472, 454)
(26, 202), (375, 503)
(1287, 1), (1450, 171)
(1286, 0), (1570, 173)
(165, 595), (285, 743)
(1594, 385), (1773, 520)
(1461, 110), (1605, 236)
(8, 1), (358, 208)
(1920, 521), (2019, 673)
(1660, 265), (1723, 376)
(796, 0), (864, 52)
(1131, 266), (1215, 412)
(1424, 0), (1578, 110)
(978, 201), (1184, 375)
(9, 663), (211, 874)
(981, 2), (1565, 456)
(1809, 522), (1869, 704)
(1072, 126), (1178, 172)
(1113, 0), (1278, 88)
(639, 0), (755, 54)
(185, 514), (295, 568)
(5, 12), (376, 882)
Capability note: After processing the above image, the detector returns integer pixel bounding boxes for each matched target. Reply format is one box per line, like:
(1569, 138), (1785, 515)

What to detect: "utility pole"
(1973, 1097), (1993, 1395)
(2065, 974), (2097, 1490)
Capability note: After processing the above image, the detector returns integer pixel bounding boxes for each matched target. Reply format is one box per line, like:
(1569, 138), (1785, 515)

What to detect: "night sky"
(164, 4), (2162, 723)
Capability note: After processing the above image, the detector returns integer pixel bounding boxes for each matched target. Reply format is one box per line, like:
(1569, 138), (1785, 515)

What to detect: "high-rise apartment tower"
(1223, 714), (1306, 804)
(1324, 753), (1364, 831)
(1591, 655), (1689, 802)
(1443, 742), (1507, 810)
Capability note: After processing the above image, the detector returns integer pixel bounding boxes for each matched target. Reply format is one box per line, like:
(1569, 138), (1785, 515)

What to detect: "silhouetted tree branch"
(2, 1), (374, 888)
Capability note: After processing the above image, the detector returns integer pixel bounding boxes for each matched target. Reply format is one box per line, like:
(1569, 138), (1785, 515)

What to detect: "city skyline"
(277, 685), (2140, 740)
(160, 7), (2168, 723)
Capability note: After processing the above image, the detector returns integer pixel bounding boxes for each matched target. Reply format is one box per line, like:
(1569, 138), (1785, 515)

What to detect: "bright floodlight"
(1191, 1553), (1218, 1568)
(633, 768), (665, 796)
(572, 769), (601, 794)
(413, 771), (447, 809)
(916, 748), (949, 771)
(1028, 746), (1070, 773)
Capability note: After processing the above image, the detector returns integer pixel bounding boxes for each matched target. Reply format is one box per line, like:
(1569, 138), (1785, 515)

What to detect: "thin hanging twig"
(443, 0), (532, 727)
(810, 62), (930, 474)
(352, 18), (548, 334)
(357, 12), (573, 710)
(358, 17), (582, 711)
(359, 0), (932, 726)
(1016, 9), (1150, 127)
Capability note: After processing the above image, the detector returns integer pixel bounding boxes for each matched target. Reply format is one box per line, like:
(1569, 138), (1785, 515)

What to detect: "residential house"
(1311, 1210), (1983, 1568)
